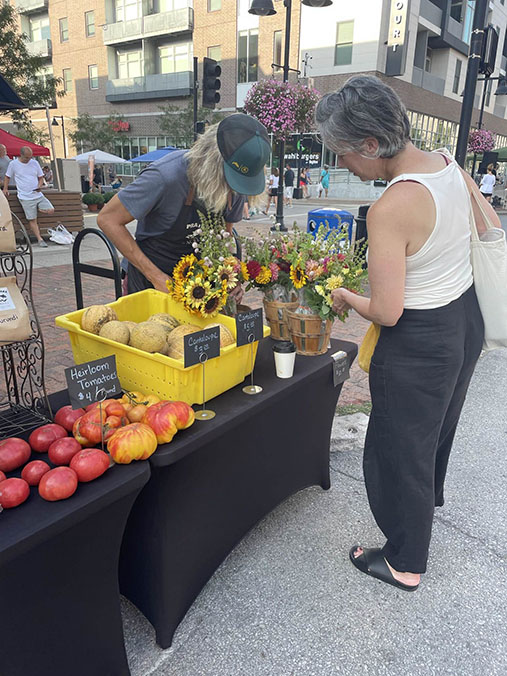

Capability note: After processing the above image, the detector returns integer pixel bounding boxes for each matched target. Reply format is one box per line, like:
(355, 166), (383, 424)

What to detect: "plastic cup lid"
(272, 341), (296, 353)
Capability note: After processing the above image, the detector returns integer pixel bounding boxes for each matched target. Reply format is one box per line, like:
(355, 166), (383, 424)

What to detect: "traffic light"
(480, 25), (498, 77)
(202, 57), (221, 109)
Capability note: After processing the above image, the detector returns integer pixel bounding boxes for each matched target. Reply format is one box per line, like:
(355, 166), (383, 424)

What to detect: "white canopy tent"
(71, 149), (130, 164)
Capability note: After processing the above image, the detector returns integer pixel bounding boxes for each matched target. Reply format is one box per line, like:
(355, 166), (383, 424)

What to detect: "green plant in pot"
(102, 190), (118, 204)
(82, 192), (105, 211)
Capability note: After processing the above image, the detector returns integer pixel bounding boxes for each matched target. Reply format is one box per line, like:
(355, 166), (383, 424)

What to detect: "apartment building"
(9, 0), (507, 169)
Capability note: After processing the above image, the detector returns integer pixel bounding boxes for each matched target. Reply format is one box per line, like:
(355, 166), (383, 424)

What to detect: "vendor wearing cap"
(98, 114), (270, 294)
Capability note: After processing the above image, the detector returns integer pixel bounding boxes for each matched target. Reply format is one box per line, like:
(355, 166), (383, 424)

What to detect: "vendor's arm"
(331, 183), (411, 327)
(97, 196), (170, 293)
(2, 175), (9, 195)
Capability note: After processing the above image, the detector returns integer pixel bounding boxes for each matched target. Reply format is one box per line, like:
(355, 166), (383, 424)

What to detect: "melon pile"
(80, 305), (235, 359)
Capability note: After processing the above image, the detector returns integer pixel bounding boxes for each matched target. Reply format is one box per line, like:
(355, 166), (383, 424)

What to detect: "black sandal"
(349, 546), (419, 592)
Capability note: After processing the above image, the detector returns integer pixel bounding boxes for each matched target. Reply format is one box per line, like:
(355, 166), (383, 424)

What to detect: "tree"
(0, 3), (63, 140)
(158, 100), (225, 148)
(68, 113), (127, 153)
(243, 80), (320, 141)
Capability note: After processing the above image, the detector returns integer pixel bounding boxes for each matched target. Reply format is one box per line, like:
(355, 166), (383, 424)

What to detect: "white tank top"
(387, 155), (473, 310)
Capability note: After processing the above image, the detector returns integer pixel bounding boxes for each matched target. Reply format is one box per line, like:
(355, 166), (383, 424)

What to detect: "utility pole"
(193, 57), (198, 143)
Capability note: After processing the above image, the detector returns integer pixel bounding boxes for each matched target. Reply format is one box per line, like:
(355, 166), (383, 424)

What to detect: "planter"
(263, 295), (299, 340)
(87, 204), (99, 212)
(286, 310), (333, 356)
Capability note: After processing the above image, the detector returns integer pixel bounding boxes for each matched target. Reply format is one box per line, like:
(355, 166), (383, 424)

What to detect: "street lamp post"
(249, 0), (331, 231)
(51, 115), (67, 158)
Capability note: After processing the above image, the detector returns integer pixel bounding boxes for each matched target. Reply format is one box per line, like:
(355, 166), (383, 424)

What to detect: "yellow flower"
(216, 264), (239, 290)
(325, 275), (344, 291)
(315, 284), (326, 297)
(355, 269), (363, 276)
(224, 255), (239, 269)
(343, 268), (350, 276)
(256, 265), (272, 285)
(289, 265), (307, 289)
(200, 291), (224, 317)
(184, 277), (211, 308)
(171, 278), (185, 302)
(240, 261), (250, 281)
(173, 254), (197, 283)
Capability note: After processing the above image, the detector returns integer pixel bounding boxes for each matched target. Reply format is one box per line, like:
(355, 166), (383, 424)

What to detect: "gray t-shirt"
(118, 150), (244, 241)
(0, 156), (11, 182)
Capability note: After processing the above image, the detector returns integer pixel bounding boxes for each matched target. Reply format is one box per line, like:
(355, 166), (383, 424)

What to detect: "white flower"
(204, 257), (212, 266)
(223, 232), (230, 238)
(196, 228), (202, 235)
(192, 242), (199, 249)
(219, 256), (224, 262)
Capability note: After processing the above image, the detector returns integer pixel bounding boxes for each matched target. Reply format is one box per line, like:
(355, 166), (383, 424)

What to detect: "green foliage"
(102, 190), (118, 203)
(158, 101), (225, 148)
(0, 4), (64, 135)
(68, 113), (127, 153)
(82, 192), (105, 205)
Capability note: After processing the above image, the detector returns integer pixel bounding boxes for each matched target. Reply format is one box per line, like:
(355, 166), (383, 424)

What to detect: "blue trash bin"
(307, 209), (354, 241)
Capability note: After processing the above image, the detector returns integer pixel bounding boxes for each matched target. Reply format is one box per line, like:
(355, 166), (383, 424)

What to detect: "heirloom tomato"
(39, 467), (78, 501)
(0, 478), (30, 508)
(0, 437), (31, 472)
(54, 405), (85, 432)
(29, 424), (67, 453)
(48, 437), (82, 466)
(73, 408), (128, 447)
(70, 449), (110, 482)
(107, 423), (158, 464)
(0, 470), (6, 482)
(142, 401), (195, 444)
(22, 460), (51, 486)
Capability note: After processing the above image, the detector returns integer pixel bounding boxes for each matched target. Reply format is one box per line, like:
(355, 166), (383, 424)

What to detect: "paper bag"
(0, 276), (31, 345)
(0, 192), (16, 253)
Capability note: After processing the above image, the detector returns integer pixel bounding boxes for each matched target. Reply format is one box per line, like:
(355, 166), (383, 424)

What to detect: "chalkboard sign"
(331, 350), (349, 387)
(235, 308), (263, 347)
(183, 326), (221, 368)
(65, 355), (122, 409)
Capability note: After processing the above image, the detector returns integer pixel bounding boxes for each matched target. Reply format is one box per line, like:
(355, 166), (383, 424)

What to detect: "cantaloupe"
(99, 320), (130, 345)
(122, 320), (137, 334)
(206, 323), (235, 348)
(81, 305), (117, 334)
(147, 313), (180, 331)
(166, 324), (201, 360)
(129, 321), (168, 353)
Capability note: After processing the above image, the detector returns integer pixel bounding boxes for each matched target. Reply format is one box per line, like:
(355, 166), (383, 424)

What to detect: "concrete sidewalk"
(121, 347), (507, 676)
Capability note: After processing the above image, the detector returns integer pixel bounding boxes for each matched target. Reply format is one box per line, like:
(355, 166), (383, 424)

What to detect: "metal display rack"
(0, 216), (52, 437)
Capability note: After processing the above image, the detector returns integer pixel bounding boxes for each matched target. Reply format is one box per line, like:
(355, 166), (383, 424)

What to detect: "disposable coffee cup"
(272, 341), (296, 378)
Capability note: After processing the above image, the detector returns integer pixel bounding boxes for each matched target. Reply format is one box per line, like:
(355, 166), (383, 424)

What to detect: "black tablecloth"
(0, 413), (150, 676)
(119, 337), (357, 648)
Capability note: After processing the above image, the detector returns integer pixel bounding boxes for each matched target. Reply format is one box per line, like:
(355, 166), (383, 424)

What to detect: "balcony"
(412, 67), (445, 96)
(419, 0), (442, 30)
(16, 0), (48, 14)
(103, 7), (194, 46)
(26, 38), (52, 58)
(105, 71), (193, 102)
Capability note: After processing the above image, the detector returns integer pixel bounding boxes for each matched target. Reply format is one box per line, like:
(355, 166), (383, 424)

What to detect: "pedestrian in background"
(0, 144), (10, 184)
(479, 167), (495, 202)
(299, 166), (309, 198)
(284, 163), (295, 207)
(3, 146), (54, 247)
(264, 167), (279, 214)
(42, 165), (53, 186)
(318, 164), (330, 198)
(317, 74), (495, 592)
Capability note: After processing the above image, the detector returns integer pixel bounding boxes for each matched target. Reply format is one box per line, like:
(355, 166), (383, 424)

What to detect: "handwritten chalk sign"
(65, 355), (122, 409)
(235, 309), (263, 347)
(183, 326), (221, 368)
(331, 350), (349, 387)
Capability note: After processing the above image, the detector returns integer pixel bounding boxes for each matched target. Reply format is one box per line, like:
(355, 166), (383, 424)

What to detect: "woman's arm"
(460, 168), (502, 234)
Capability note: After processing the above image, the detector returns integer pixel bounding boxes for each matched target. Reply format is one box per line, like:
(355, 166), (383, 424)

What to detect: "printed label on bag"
(0, 287), (15, 312)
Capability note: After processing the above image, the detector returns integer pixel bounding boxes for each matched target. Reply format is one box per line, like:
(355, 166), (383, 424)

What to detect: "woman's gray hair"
(315, 75), (411, 158)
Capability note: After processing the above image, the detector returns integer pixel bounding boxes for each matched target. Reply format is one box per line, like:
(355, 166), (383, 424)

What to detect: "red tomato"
(0, 477), (30, 508)
(54, 405), (85, 432)
(0, 470), (6, 482)
(29, 424), (67, 453)
(0, 437), (31, 472)
(48, 437), (82, 466)
(39, 467), (78, 501)
(70, 449), (110, 482)
(21, 460), (51, 486)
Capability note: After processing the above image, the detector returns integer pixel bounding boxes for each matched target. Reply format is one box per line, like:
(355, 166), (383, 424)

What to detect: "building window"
(238, 29), (258, 83)
(159, 43), (192, 74)
(425, 47), (432, 73)
(452, 58), (462, 94)
(207, 45), (221, 64)
(450, 1), (474, 43)
(88, 65), (99, 89)
(85, 11), (95, 37)
(62, 68), (73, 92)
(30, 15), (50, 42)
(208, 0), (221, 11)
(117, 49), (143, 78)
(335, 21), (353, 66)
(59, 17), (69, 43)
(115, 0), (142, 22)
(273, 30), (282, 72)
(485, 78), (493, 107)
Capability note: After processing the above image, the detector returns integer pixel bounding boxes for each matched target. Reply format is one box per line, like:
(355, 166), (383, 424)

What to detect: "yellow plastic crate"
(55, 289), (270, 405)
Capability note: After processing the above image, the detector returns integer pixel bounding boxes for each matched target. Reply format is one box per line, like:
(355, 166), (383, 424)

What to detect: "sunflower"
(172, 279), (185, 302)
(325, 275), (344, 291)
(216, 264), (239, 290)
(173, 254), (197, 283)
(200, 291), (224, 317)
(256, 265), (272, 285)
(184, 277), (211, 308)
(289, 265), (307, 289)
(240, 261), (250, 281)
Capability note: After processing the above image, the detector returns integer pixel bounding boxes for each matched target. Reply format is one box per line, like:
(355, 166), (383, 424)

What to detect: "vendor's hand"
(2, 188), (8, 197)
(331, 288), (351, 314)
(150, 271), (171, 293)
(229, 282), (244, 303)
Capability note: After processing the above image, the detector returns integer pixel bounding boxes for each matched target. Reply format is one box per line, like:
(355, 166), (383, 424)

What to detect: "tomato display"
(21, 460), (51, 486)
(0, 437), (31, 472)
(39, 467), (78, 501)
(108, 423), (158, 464)
(29, 424), (68, 453)
(48, 437), (82, 466)
(54, 405), (85, 432)
(0, 478), (30, 508)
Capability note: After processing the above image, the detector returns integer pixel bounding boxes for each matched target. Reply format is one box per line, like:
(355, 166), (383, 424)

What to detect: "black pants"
(364, 285), (484, 574)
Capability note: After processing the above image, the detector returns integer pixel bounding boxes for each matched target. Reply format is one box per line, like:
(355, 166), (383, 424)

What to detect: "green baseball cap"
(217, 114), (271, 195)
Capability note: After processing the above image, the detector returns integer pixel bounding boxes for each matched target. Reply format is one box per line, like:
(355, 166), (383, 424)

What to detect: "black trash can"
(293, 187), (303, 199)
(354, 204), (370, 267)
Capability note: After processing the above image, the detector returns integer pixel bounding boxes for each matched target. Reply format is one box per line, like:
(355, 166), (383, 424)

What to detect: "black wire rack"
(1, 215), (52, 438)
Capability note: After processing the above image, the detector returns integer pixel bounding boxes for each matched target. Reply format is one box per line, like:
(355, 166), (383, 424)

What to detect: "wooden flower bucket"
(263, 297), (300, 341)
(285, 310), (333, 356)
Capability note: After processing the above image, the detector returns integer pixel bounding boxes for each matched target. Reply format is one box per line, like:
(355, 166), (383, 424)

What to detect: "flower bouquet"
(167, 210), (245, 318)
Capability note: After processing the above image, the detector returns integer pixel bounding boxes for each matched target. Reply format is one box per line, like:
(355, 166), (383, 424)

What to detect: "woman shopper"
(263, 167), (279, 214)
(318, 164), (330, 198)
(479, 167), (496, 202)
(316, 75), (499, 591)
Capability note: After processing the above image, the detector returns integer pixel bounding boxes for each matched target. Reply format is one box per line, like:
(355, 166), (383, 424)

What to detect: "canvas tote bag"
(468, 189), (507, 351)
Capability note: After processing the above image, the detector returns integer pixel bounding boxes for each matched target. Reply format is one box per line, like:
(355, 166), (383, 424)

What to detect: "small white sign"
(0, 287), (15, 312)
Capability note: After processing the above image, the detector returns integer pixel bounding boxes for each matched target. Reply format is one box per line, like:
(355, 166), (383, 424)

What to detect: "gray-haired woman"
(316, 75), (500, 591)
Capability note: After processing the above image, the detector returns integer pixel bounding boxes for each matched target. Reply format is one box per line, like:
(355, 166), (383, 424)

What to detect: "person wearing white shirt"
(0, 144), (11, 184)
(479, 168), (496, 202)
(3, 146), (54, 247)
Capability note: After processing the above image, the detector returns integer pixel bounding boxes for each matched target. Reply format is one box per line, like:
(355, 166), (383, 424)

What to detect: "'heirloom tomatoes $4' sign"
(65, 355), (122, 409)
